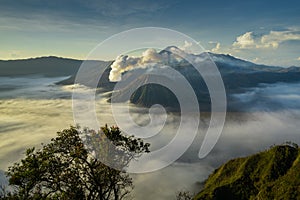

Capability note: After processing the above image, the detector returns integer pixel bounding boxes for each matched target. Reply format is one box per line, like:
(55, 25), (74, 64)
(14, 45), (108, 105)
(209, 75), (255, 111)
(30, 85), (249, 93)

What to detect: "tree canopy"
(1, 125), (150, 200)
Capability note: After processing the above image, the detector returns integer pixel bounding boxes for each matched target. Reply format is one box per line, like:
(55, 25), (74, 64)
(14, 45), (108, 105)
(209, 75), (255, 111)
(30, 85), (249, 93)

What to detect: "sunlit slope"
(195, 144), (300, 200)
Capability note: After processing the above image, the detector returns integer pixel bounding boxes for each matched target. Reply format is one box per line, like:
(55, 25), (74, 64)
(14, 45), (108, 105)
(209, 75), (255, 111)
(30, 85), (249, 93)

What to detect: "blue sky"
(1, 0), (300, 66)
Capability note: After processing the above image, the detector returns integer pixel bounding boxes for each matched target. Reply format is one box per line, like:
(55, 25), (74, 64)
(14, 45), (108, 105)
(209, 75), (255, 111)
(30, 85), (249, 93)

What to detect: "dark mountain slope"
(56, 60), (114, 91)
(125, 51), (300, 110)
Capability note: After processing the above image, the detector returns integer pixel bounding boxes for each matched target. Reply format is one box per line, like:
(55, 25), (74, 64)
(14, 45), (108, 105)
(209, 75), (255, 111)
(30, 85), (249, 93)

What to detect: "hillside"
(56, 60), (114, 91)
(195, 144), (300, 200)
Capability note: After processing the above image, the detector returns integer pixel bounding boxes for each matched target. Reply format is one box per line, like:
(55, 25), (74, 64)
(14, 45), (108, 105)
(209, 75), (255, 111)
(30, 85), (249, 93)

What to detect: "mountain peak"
(163, 45), (181, 51)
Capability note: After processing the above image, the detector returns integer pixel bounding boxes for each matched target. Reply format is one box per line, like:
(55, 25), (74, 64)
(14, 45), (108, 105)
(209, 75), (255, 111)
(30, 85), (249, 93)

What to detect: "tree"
(3, 125), (150, 200)
(176, 190), (193, 200)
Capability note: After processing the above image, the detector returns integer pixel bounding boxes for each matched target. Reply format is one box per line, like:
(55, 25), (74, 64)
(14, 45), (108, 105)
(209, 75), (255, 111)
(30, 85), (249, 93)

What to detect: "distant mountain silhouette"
(0, 56), (116, 91)
(0, 56), (82, 77)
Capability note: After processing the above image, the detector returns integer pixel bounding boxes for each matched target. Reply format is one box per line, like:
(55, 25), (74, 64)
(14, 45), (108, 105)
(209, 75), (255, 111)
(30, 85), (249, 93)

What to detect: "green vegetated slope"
(195, 144), (300, 200)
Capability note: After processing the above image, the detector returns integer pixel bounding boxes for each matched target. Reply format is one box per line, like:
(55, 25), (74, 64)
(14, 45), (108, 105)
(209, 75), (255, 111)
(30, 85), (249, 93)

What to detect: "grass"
(195, 144), (300, 200)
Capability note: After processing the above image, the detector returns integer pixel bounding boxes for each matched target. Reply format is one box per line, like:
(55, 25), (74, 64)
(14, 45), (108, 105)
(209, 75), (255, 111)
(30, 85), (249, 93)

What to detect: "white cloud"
(297, 57), (300, 61)
(180, 41), (193, 52)
(211, 42), (221, 53)
(109, 48), (167, 81)
(179, 41), (203, 54)
(233, 32), (256, 49)
(233, 30), (300, 49)
(208, 41), (222, 53)
(260, 30), (300, 48)
(109, 44), (205, 82)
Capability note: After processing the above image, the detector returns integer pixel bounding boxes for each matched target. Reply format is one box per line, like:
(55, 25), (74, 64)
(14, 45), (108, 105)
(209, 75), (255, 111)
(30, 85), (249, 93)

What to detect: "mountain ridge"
(0, 56), (109, 77)
(0, 53), (298, 68)
(106, 48), (300, 111)
(2, 50), (300, 111)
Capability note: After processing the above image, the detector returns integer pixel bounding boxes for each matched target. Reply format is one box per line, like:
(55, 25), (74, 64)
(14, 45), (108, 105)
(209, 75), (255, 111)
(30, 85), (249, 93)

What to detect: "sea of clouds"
(0, 76), (300, 199)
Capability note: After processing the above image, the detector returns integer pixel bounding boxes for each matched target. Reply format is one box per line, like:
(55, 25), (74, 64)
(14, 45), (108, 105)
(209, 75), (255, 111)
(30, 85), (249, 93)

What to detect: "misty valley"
(0, 47), (300, 199)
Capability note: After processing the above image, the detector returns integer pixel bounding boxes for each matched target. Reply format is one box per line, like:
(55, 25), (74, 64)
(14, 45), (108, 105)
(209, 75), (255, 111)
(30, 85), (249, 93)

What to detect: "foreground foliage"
(195, 143), (300, 200)
(1, 126), (149, 200)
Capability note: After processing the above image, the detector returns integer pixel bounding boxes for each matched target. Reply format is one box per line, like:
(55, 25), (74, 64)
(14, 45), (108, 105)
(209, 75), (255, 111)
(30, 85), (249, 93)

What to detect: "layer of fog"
(0, 76), (300, 199)
(232, 82), (300, 111)
(0, 76), (72, 99)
